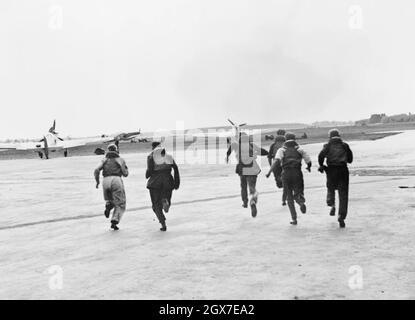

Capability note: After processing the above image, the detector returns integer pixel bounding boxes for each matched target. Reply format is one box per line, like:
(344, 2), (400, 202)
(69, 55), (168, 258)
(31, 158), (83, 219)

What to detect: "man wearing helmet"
(266, 132), (311, 225)
(94, 144), (129, 230)
(318, 129), (353, 228)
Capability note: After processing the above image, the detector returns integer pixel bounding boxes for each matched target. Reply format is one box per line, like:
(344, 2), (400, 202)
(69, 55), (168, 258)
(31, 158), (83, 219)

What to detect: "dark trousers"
(240, 175), (258, 205)
(282, 168), (305, 221)
(149, 188), (173, 224)
(273, 166), (287, 203)
(326, 166), (349, 220)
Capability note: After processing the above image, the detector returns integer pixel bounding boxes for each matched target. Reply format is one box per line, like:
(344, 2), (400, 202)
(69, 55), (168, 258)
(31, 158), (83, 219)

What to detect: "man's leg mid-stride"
(326, 167), (338, 217)
(286, 187), (297, 224)
(240, 175), (248, 208)
(150, 188), (167, 231)
(327, 188), (336, 216)
(103, 182), (114, 219)
(246, 175), (258, 218)
(103, 176), (126, 230)
(338, 167), (350, 225)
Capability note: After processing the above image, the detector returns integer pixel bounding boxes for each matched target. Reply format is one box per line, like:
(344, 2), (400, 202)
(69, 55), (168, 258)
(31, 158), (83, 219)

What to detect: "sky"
(1, 0), (415, 139)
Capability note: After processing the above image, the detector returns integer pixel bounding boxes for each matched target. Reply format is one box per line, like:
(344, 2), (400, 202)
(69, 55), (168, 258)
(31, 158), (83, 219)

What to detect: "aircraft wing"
(124, 132), (142, 140)
(0, 141), (40, 151)
(186, 127), (277, 139)
(63, 133), (147, 145)
(85, 132), (143, 144)
(0, 139), (90, 151)
(0, 144), (16, 150)
(60, 139), (91, 149)
(188, 130), (233, 139)
(64, 136), (116, 146)
(0, 135), (146, 151)
(248, 128), (277, 135)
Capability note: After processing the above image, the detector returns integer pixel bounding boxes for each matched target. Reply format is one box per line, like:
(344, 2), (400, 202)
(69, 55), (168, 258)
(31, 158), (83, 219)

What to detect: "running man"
(146, 142), (180, 232)
(318, 129), (353, 228)
(226, 132), (268, 217)
(266, 133), (311, 225)
(94, 144), (129, 230)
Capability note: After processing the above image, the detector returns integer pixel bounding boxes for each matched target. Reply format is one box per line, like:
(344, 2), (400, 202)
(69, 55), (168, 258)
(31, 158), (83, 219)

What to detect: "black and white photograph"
(0, 0), (414, 305)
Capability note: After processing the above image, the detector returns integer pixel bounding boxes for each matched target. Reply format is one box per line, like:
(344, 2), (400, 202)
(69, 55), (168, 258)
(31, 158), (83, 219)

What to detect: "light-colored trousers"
(103, 176), (126, 223)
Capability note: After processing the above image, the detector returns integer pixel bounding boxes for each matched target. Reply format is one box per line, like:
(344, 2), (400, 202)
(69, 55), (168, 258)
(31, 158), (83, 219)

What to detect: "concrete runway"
(0, 132), (414, 299)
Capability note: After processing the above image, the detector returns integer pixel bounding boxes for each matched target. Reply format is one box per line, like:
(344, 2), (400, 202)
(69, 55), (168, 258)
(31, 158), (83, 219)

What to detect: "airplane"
(187, 118), (275, 144)
(223, 119), (307, 143)
(0, 120), (82, 159)
(0, 121), (145, 159)
(100, 130), (142, 143)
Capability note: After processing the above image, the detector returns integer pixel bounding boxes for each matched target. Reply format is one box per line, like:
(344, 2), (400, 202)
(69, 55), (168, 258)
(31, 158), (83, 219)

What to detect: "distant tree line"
(311, 120), (355, 128)
(356, 113), (415, 125)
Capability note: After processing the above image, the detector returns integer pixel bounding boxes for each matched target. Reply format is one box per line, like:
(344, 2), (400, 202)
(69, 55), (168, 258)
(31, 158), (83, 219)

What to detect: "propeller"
(43, 135), (49, 159)
(49, 120), (57, 134)
(227, 118), (249, 142)
(227, 119), (236, 127)
(228, 118), (247, 129)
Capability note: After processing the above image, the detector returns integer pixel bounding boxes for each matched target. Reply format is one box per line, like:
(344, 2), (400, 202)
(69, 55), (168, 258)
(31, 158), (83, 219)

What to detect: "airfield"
(0, 130), (415, 299)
